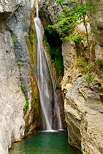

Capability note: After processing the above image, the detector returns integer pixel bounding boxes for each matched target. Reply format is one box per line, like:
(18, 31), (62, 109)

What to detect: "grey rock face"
(90, 0), (103, 46)
(62, 41), (76, 73)
(40, 0), (62, 25)
(6, 3), (31, 97)
(61, 18), (103, 152)
(0, 0), (34, 153)
(0, 23), (26, 154)
(62, 76), (103, 154)
(0, 0), (22, 13)
(89, 0), (103, 77)
(40, 0), (103, 153)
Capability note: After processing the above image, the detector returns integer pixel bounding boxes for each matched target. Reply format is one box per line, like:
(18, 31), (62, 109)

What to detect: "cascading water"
(34, 0), (62, 131)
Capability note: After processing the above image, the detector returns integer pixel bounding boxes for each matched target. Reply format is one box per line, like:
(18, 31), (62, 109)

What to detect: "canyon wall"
(40, 0), (103, 154)
(0, 0), (103, 153)
(0, 0), (39, 153)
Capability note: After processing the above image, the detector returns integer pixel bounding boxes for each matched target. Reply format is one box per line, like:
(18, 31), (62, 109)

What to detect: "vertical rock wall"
(0, 0), (39, 153)
(40, 0), (103, 154)
(61, 1), (103, 153)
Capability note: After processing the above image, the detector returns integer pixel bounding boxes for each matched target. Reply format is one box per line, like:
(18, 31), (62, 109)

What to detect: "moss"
(23, 101), (29, 110)
(76, 57), (89, 74)
(44, 28), (64, 76)
(21, 84), (28, 101)
(83, 152), (90, 154)
(77, 110), (80, 115)
(17, 61), (23, 68)
(77, 92), (83, 96)
(21, 84), (29, 110)
(12, 35), (17, 43)
(29, 34), (34, 45)
(24, 5), (40, 132)
(31, 96), (36, 105)
(85, 73), (94, 84)
(21, 85), (26, 96)
(46, 0), (50, 6)
(76, 57), (88, 67)
(84, 110), (88, 113)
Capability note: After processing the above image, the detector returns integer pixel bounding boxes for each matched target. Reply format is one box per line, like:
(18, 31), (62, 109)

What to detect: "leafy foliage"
(76, 57), (87, 67)
(83, 152), (90, 154)
(47, 42), (63, 76)
(29, 34), (34, 45)
(85, 73), (94, 84)
(65, 33), (86, 42)
(76, 57), (94, 83)
(12, 36), (17, 43)
(44, 29), (63, 76)
(21, 84), (29, 110)
(48, 0), (92, 40)
(21, 85), (27, 97)
(23, 101), (29, 110)
(56, 0), (64, 2)
(51, 49), (63, 76)
(17, 61), (23, 68)
(44, 26), (55, 35)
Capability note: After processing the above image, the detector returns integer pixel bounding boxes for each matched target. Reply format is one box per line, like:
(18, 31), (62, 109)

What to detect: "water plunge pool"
(9, 131), (81, 154)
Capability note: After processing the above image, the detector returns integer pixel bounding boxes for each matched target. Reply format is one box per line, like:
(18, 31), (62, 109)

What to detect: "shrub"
(17, 61), (22, 68)
(23, 101), (29, 110)
(12, 36), (17, 43)
(29, 34), (34, 44)
(21, 84), (29, 110)
(76, 57), (89, 73)
(21, 85), (27, 97)
(85, 73), (94, 84)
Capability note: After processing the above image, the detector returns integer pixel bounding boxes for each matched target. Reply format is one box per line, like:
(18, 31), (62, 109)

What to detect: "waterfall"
(34, 0), (62, 130)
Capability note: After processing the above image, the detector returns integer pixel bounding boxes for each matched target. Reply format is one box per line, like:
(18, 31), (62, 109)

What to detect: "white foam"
(38, 129), (65, 133)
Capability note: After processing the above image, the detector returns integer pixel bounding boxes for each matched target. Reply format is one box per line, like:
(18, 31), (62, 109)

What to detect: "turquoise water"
(9, 131), (81, 154)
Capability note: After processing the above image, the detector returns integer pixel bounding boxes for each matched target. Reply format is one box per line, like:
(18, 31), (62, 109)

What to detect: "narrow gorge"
(0, 0), (103, 154)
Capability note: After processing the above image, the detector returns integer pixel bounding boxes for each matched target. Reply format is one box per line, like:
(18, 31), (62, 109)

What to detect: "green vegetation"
(45, 0), (93, 76)
(84, 110), (88, 113)
(44, 31), (63, 76)
(45, 0), (94, 84)
(21, 85), (37, 109)
(56, 0), (64, 2)
(23, 100), (29, 110)
(31, 96), (36, 105)
(77, 110), (80, 115)
(49, 0), (92, 40)
(47, 0), (93, 82)
(76, 57), (89, 74)
(21, 85), (27, 98)
(77, 92), (83, 96)
(17, 61), (22, 68)
(50, 48), (63, 76)
(83, 152), (90, 154)
(21, 84), (29, 110)
(85, 73), (94, 84)
(76, 57), (94, 83)
(12, 36), (17, 43)
(65, 33), (86, 42)
(44, 26), (55, 35)
(29, 34), (34, 45)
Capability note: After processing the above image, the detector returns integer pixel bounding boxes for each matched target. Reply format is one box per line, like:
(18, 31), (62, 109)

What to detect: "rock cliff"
(0, 0), (39, 153)
(61, 1), (103, 154)
(1, 0), (103, 153)
(40, 0), (103, 154)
